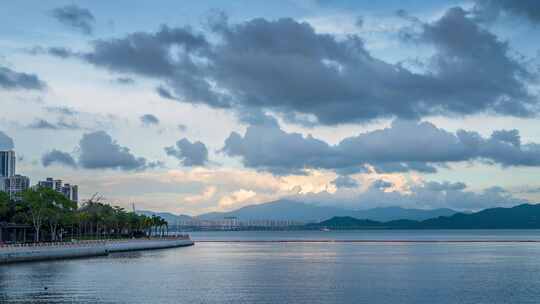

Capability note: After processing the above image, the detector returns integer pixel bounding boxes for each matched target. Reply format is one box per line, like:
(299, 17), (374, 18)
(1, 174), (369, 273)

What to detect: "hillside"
(307, 204), (540, 229)
(196, 199), (457, 222)
(137, 211), (194, 224)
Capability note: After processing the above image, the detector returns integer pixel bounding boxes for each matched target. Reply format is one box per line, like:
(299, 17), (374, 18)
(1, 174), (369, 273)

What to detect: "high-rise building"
(71, 185), (78, 203)
(37, 177), (54, 189)
(3, 175), (30, 199)
(61, 183), (78, 203)
(38, 177), (79, 204)
(54, 179), (63, 192)
(0, 151), (29, 198)
(0, 151), (16, 177)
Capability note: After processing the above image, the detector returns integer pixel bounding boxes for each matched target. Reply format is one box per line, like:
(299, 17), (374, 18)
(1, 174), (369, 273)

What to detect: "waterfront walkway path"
(0, 236), (194, 264)
(196, 239), (540, 243)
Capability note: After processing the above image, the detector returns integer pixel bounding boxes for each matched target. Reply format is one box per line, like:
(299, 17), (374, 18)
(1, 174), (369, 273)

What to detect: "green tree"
(21, 187), (53, 242)
(0, 191), (10, 221)
(45, 191), (76, 241)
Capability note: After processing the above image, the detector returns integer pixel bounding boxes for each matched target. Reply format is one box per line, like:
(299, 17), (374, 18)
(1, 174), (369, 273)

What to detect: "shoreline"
(0, 237), (194, 264)
(195, 239), (540, 243)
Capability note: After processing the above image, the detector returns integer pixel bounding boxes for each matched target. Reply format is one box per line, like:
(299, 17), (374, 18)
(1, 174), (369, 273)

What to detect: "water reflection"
(2, 231), (540, 303)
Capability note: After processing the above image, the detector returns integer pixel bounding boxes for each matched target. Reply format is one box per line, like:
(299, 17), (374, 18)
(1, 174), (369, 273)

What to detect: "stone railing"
(0, 235), (191, 250)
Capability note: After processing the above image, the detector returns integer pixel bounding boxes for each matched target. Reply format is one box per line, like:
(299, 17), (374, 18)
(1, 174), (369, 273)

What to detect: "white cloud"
(218, 189), (257, 208)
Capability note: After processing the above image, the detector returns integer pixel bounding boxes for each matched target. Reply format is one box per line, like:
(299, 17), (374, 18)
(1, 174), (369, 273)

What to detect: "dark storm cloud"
(51, 5), (95, 35)
(140, 114), (160, 126)
(404, 7), (535, 117)
(42, 149), (77, 168)
(165, 138), (208, 166)
(79, 131), (156, 170)
(331, 175), (359, 188)
(0, 131), (14, 150)
(222, 119), (540, 174)
(473, 0), (540, 23)
(84, 25), (209, 77)
(0, 66), (46, 90)
(40, 131), (160, 171)
(41, 9), (538, 125)
(490, 129), (521, 147)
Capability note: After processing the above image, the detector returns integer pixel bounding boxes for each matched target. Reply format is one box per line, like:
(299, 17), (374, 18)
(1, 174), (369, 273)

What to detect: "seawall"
(107, 238), (194, 252)
(0, 238), (194, 264)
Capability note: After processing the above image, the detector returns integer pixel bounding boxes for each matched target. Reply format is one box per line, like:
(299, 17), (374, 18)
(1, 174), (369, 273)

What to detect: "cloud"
(42, 149), (77, 168)
(490, 129), (521, 147)
(51, 5), (95, 35)
(84, 25), (209, 77)
(165, 138), (208, 166)
(27, 119), (57, 130)
(27, 118), (80, 130)
(115, 77), (135, 85)
(41, 10), (538, 125)
(371, 179), (393, 190)
(331, 175), (359, 188)
(140, 114), (160, 126)
(301, 180), (526, 210)
(222, 118), (540, 174)
(184, 186), (217, 203)
(218, 189), (257, 208)
(156, 86), (176, 100)
(79, 131), (157, 170)
(177, 124), (187, 131)
(401, 7), (535, 117)
(44, 106), (78, 116)
(0, 66), (46, 90)
(424, 181), (467, 191)
(0, 131), (14, 150)
(473, 0), (540, 23)
(521, 187), (540, 194)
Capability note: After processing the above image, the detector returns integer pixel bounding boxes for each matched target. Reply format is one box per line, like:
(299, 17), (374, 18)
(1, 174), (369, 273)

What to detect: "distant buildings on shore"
(174, 217), (305, 230)
(0, 150), (78, 203)
(37, 177), (78, 203)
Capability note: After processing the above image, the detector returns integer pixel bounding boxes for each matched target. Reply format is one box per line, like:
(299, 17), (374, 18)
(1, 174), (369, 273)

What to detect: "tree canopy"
(0, 188), (167, 243)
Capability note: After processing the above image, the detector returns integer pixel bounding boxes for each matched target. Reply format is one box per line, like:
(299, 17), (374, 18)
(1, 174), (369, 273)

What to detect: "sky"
(1, 0), (540, 215)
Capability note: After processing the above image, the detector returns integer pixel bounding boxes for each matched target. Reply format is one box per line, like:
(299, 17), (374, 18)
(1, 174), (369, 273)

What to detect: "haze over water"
(3, 231), (540, 304)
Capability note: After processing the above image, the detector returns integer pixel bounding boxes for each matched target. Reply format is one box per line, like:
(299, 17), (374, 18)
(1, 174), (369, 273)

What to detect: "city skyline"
(1, 1), (540, 215)
(0, 149), (78, 203)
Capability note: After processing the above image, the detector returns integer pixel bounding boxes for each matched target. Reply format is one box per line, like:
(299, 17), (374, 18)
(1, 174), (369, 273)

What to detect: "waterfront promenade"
(0, 236), (194, 264)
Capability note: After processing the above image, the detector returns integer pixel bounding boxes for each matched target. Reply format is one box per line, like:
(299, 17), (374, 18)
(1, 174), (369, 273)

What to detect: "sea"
(2, 230), (540, 303)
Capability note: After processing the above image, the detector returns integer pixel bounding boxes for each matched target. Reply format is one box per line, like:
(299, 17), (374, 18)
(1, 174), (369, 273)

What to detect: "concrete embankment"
(0, 238), (194, 264)
(107, 238), (194, 252)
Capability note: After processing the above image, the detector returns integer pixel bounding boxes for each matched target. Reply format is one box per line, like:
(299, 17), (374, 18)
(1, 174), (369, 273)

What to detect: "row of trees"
(0, 187), (168, 243)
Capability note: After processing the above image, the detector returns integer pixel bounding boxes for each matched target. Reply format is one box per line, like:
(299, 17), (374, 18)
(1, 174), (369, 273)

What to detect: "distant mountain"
(419, 204), (540, 229)
(137, 210), (193, 224)
(196, 200), (457, 222)
(351, 206), (457, 222)
(307, 204), (540, 229)
(309, 216), (384, 229)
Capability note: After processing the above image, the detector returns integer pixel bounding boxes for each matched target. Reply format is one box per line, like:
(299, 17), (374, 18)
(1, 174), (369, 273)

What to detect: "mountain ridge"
(141, 199), (458, 223)
(308, 204), (540, 229)
(196, 199), (457, 222)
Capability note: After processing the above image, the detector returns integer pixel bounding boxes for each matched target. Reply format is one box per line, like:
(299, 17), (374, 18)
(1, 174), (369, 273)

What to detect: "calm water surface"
(2, 230), (540, 303)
